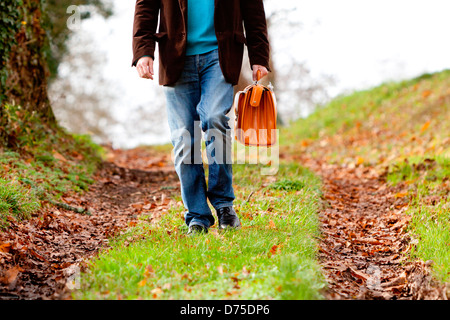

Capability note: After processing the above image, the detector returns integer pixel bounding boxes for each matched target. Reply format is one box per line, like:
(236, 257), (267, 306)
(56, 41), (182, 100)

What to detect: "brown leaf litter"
(0, 147), (178, 299)
(303, 158), (448, 300)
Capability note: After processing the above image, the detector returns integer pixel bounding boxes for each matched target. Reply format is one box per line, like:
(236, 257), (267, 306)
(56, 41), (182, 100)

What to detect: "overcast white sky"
(270, 0), (450, 93)
(56, 0), (450, 148)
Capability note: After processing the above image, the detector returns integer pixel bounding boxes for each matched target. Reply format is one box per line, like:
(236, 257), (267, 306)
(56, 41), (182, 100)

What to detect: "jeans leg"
(163, 60), (215, 228)
(197, 50), (235, 210)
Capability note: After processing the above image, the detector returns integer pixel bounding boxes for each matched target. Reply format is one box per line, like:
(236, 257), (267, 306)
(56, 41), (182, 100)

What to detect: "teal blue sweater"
(186, 0), (218, 56)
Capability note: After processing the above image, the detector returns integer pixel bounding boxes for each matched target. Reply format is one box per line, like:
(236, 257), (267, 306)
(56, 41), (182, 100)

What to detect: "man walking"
(132, 0), (270, 234)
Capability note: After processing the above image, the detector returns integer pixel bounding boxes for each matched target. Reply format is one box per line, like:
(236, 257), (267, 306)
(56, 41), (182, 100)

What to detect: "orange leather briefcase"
(234, 70), (277, 146)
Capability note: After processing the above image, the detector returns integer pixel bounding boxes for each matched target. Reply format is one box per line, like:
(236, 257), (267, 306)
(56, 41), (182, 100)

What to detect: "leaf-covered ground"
(0, 147), (178, 299)
(303, 157), (447, 299)
(1, 70), (449, 299)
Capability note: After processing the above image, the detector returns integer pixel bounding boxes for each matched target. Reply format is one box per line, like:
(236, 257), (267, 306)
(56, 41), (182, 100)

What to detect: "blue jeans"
(163, 49), (235, 229)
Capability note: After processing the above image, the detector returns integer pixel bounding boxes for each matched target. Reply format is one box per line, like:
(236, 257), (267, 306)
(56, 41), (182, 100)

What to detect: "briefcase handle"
(256, 69), (261, 83)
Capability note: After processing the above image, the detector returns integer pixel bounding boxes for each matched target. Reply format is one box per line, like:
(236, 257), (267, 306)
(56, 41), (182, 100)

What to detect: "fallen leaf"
(71, 151), (84, 160)
(181, 273), (191, 281)
(356, 157), (365, 165)
(151, 287), (163, 295)
(0, 242), (12, 253)
(381, 271), (407, 289)
(217, 265), (224, 275)
(420, 120), (431, 133)
(270, 244), (279, 255)
(160, 193), (167, 205)
(143, 265), (155, 278)
(422, 90), (432, 98)
(268, 220), (276, 229)
(395, 192), (408, 198)
(348, 266), (370, 282)
(143, 203), (156, 210)
(355, 238), (383, 245)
(138, 278), (147, 287)
(52, 151), (67, 162)
(0, 266), (21, 285)
(131, 202), (144, 210)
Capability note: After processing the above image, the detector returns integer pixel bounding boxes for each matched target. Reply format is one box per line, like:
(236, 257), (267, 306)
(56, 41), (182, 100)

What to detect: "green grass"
(269, 179), (306, 192)
(74, 161), (326, 300)
(282, 69), (450, 166)
(0, 103), (103, 228)
(387, 156), (450, 282)
(0, 177), (40, 227)
(284, 70), (450, 141)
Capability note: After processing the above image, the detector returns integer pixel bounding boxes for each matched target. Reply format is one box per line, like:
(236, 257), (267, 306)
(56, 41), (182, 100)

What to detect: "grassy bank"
(284, 69), (450, 284)
(0, 103), (103, 228)
(387, 156), (449, 282)
(282, 69), (450, 167)
(74, 161), (326, 299)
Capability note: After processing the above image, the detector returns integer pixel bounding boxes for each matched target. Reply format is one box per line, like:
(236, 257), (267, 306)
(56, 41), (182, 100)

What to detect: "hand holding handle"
(256, 70), (261, 82)
(252, 65), (268, 82)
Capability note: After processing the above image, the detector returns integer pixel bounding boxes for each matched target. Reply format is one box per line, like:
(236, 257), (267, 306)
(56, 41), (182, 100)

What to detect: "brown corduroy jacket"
(132, 0), (271, 86)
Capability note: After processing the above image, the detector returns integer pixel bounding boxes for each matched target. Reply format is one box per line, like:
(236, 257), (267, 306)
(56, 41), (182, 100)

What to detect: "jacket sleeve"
(132, 0), (161, 67)
(240, 0), (271, 72)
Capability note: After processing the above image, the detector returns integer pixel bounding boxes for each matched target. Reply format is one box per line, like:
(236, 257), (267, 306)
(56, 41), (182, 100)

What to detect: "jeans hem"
(213, 203), (234, 211)
(186, 213), (215, 229)
(188, 221), (209, 229)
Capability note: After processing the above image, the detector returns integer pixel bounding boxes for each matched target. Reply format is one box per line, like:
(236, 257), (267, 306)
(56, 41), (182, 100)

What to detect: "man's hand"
(252, 65), (268, 81)
(136, 56), (154, 80)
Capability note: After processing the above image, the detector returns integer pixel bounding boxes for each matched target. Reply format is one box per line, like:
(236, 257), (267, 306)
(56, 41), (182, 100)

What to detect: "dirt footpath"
(308, 159), (447, 300)
(0, 148), (178, 299)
